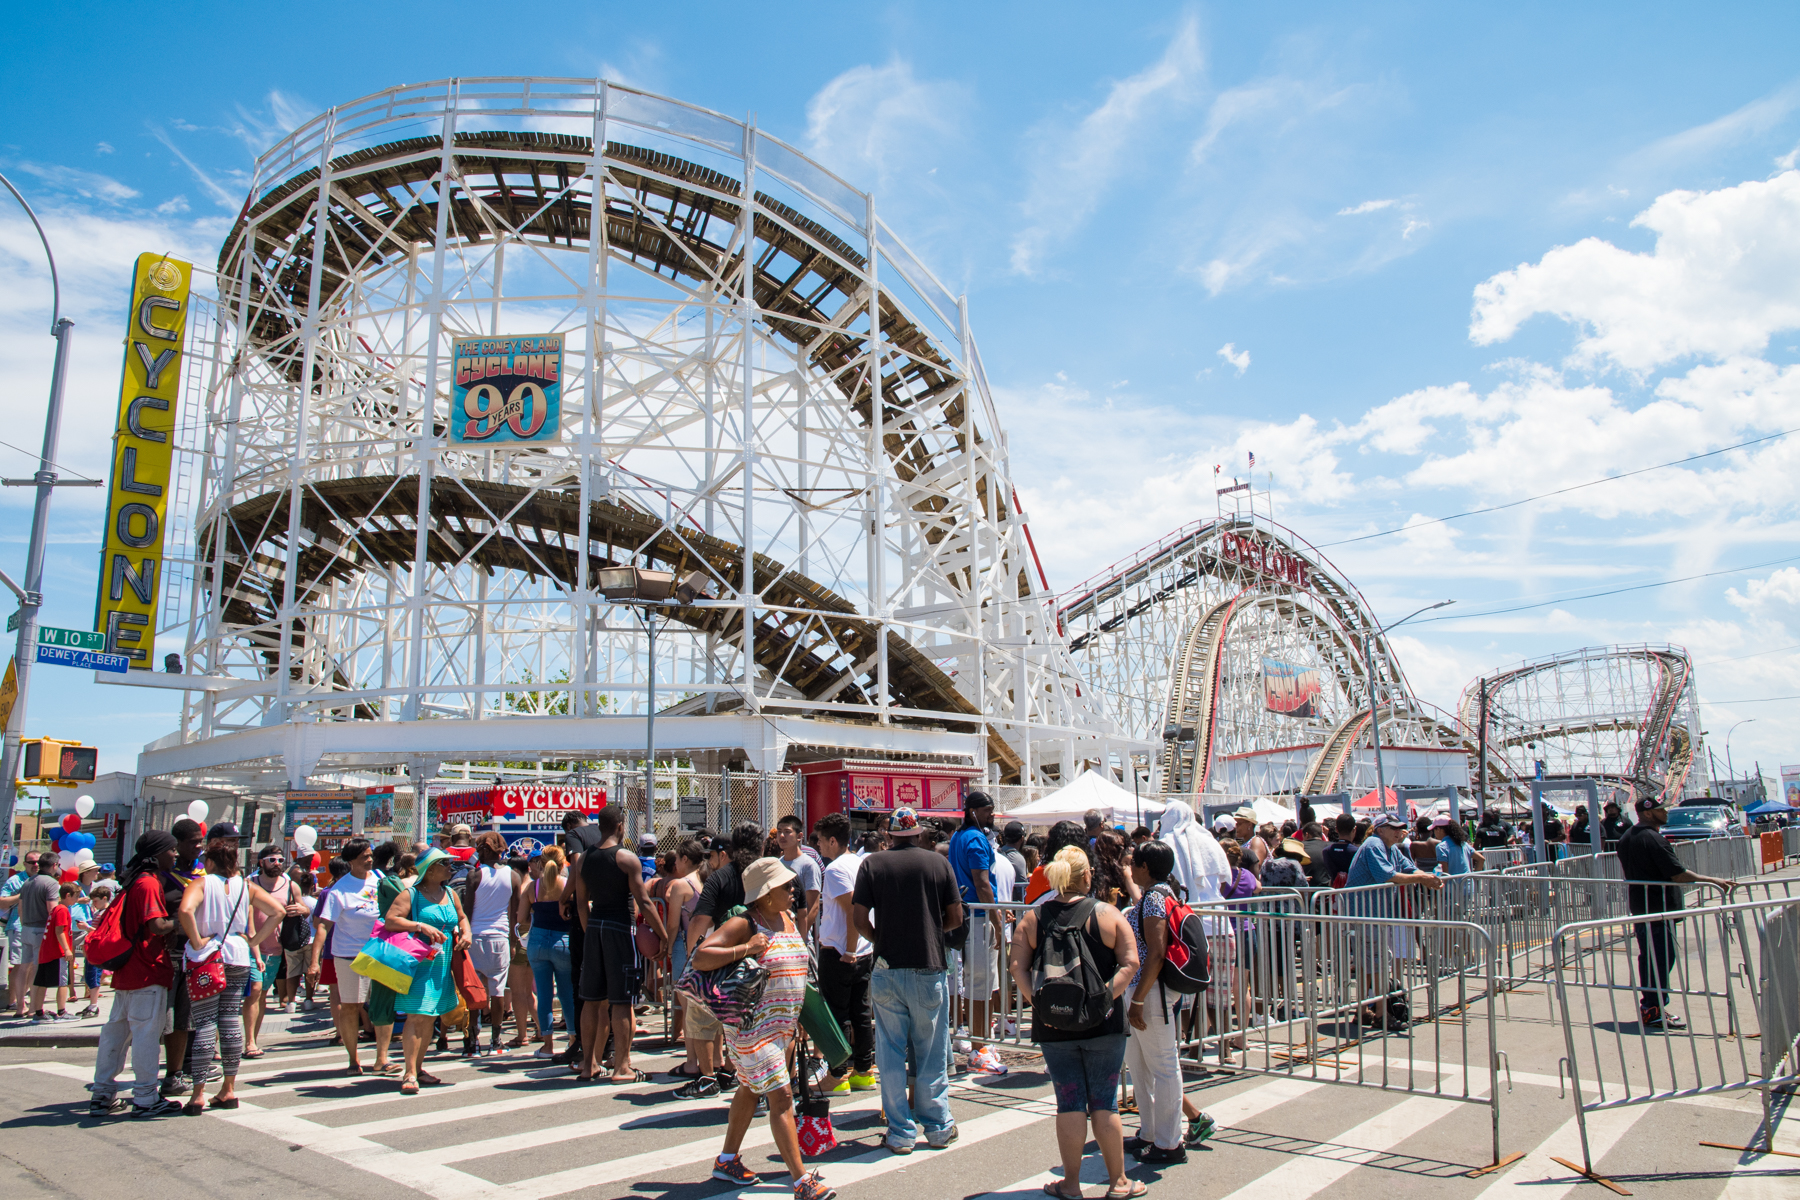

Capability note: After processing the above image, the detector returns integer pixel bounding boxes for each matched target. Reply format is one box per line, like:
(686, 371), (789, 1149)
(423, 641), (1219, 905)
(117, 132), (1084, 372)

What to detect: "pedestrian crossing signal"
(21, 739), (97, 786)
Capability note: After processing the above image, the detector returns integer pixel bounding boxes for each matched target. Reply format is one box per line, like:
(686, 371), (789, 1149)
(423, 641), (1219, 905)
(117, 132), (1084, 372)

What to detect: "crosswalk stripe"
(1213, 1094), (1464, 1200)
(1472, 1106), (1650, 1196)
(968, 1074), (1326, 1199)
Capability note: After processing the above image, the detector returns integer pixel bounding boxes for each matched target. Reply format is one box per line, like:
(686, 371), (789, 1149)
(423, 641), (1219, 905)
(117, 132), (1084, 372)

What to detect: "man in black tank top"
(571, 806), (667, 1083)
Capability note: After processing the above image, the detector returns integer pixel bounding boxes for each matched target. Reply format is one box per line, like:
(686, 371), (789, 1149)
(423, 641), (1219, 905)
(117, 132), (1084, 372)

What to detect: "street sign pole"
(0, 172), (75, 849)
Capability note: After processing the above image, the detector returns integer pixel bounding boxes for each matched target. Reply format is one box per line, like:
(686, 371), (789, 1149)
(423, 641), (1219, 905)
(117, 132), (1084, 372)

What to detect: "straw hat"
(742, 856), (797, 905)
(1232, 807), (1258, 823)
(1279, 837), (1311, 865)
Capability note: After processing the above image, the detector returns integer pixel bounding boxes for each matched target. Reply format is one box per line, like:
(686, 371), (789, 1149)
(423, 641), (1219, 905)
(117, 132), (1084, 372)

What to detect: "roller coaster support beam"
(1477, 678), (1489, 822)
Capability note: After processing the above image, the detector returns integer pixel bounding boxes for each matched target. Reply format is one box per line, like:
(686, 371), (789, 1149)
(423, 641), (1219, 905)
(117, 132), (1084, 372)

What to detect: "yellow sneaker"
(849, 1072), (877, 1091)
(827, 1075), (851, 1094)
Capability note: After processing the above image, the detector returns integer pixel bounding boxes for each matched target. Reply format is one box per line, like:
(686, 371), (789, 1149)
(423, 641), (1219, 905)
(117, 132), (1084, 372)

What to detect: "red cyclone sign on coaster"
(1220, 530), (1310, 589)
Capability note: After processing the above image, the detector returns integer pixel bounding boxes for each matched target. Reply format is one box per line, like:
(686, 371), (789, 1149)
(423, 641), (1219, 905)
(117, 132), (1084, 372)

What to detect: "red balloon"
(60, 813), (82, 833)
(60, 870), (77, 884)
(195, 822), (207, 838)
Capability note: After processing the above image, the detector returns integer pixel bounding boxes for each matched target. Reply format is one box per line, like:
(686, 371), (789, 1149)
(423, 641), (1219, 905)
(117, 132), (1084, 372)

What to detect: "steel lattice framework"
(1057, 508), (1470, 796)
(138, 78), (1123, 788)
(1459, 645), (1704, 803)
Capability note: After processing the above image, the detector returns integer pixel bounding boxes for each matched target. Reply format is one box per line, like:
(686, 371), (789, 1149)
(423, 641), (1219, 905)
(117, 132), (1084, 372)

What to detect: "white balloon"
(74, 795), (95, 818)
(59, 850), (78, 872)
(293, 825), (318, 850)
(74, 848), (95, 864)
(187, 799), (210, 822)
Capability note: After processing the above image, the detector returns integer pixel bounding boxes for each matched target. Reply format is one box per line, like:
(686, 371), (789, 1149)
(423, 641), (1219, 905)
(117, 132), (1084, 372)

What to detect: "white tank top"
(471, 864), (514, 935)
(185, 874), (253, 967)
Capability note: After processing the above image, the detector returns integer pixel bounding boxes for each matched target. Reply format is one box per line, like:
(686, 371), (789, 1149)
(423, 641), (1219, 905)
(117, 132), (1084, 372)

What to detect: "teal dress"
(395, 887), (460, 1018)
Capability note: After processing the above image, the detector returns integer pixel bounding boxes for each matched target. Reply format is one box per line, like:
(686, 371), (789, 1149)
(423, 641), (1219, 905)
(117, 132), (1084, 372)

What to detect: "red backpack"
(84, 884), (139, 971)
(1143, 884), (1211, 993)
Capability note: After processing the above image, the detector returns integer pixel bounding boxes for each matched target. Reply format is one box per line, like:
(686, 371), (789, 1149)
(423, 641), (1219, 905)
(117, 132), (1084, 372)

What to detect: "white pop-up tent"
(1001, 769), (1165, 828)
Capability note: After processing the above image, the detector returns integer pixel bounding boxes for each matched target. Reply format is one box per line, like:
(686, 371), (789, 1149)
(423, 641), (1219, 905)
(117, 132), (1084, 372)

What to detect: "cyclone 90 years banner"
(1262, 656), (1322, 719)
(450, 333), (564, 444)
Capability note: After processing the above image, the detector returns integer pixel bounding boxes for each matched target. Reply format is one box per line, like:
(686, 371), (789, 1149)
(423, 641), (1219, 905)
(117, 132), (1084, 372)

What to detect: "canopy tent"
(1746, 800), (1796, 816)
(1001, 769), (1163, 828)
(1351, 786), (1401, 812)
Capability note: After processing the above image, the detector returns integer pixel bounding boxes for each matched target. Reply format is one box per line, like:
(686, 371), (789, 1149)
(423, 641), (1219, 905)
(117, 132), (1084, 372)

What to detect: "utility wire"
(0, 434), (100, 483)
(1701, 694), (1800, 705)
(1317, 426), (1798, 549)
(1696, 642), (1800, 666)
(1409, 551), (1800, 625)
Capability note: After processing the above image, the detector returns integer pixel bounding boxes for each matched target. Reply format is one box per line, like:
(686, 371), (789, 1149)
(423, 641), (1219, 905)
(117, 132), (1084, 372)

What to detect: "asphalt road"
(0, 993), (1791, 1200)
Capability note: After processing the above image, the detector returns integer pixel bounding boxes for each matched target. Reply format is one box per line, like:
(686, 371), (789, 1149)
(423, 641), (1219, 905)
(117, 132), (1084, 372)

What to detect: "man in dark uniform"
(1598, 801), (1630, 852)
(1616, 796), (1735, 1030)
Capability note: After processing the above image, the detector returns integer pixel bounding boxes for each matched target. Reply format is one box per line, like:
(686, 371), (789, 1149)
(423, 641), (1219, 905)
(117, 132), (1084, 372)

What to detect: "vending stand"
(438, 784), (608, 855)
(794, 759), (981, 834)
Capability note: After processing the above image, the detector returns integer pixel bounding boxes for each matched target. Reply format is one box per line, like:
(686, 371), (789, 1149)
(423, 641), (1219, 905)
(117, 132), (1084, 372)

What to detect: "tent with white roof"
(1000, 769), (1164, 828)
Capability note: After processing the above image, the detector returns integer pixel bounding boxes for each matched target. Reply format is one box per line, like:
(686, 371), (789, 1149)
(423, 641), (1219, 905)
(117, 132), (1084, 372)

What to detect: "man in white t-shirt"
(465, 831), (521, 1055)
(306, 837), (385, 1073)
(814, 812), (874, 1090)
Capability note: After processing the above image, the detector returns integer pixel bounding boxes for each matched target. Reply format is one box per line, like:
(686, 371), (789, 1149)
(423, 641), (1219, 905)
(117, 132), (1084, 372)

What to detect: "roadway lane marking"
(967, 1075), (1327, 1199)
(1472, 1107), (1650, 1197)
(1213, 1094), (1464, 1200)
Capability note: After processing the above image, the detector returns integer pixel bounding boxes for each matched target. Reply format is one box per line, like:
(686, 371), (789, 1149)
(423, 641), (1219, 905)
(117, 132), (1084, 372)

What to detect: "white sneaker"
(279, 1002), (293, 1014)
(300, 999), (313, 1012)
(952, 1037), (972, 1054)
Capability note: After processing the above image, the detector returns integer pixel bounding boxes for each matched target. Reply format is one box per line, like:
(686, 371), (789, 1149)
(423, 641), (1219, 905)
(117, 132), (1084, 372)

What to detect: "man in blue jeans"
(852, 807), (964, 1154)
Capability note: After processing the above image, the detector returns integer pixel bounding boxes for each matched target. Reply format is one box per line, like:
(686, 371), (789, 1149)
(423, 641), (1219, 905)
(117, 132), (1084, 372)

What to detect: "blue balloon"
(74, 832), (95, 852)
(48, 831), (62, 848)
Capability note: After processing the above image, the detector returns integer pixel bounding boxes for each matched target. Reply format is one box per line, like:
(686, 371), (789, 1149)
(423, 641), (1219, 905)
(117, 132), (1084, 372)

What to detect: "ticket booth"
(794, 760), (982, 835)
(438, 784), (607, 855)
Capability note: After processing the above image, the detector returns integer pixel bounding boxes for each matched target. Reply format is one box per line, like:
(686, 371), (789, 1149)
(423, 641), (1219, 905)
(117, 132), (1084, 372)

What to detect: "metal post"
(0, 321), (72, 848)
(1366, 631), (1388, 817)
(644, 607), (656, 842)
(1476, 678), (1488, 823)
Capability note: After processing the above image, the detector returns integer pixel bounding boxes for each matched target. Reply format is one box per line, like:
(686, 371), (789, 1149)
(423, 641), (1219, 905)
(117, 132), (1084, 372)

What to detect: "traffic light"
(21, 739), (97, 786)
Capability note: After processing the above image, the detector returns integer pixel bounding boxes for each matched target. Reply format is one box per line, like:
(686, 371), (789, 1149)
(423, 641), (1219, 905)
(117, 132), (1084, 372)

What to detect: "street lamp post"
(0, 173), (90, 852)
(1724, 718), (1755, 807)
(1362, 600), (1455, 818)
(597, 567), (709, 836)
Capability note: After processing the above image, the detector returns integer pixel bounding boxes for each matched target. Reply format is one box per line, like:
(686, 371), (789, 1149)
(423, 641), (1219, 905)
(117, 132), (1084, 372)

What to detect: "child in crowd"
(30, 883), (79, 1021)
(76, 882), (113, 1017)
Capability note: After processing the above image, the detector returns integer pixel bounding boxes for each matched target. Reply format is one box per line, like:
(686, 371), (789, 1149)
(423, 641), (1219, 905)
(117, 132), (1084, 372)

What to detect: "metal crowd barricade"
(1550, 893), (1800, 1183)
(1670, 835), (1759, 881)
(1173, 897), (1517, 1171)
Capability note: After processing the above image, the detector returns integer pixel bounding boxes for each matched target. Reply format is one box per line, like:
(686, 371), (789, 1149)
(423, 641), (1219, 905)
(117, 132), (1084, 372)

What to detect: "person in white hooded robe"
(1146, 800), (1227, 1142)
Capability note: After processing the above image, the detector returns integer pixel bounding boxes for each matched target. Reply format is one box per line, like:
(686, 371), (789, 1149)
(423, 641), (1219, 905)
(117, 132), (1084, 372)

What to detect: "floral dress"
(730, 916), (809, 1095)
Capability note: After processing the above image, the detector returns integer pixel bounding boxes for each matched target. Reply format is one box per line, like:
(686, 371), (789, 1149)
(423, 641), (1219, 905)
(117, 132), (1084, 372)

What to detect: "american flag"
(1248, 451), (1256, 468)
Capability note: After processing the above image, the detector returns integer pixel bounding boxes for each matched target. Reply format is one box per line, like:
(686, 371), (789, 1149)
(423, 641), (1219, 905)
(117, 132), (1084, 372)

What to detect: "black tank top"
(582, 843), (632, 923)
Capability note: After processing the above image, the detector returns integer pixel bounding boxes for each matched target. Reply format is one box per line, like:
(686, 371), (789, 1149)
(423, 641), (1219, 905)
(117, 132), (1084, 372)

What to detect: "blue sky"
(3, 1), (1799, 789)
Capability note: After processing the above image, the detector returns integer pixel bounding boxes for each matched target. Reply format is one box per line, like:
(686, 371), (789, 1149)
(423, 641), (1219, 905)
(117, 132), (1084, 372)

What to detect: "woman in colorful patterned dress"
(382, 847), (471, 1094)
(695, 857), (833, 1200)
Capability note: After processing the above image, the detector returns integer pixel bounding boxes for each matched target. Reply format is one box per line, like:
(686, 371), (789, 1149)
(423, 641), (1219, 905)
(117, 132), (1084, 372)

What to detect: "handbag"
(800, 982), (853, 1074)
(793, 1030), (837, 1156)
(188, 878), (248, 1002)
(674, 954), (769, 1028)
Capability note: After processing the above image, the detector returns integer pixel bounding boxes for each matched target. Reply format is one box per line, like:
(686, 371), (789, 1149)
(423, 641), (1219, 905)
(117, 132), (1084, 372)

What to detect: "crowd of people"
(8, 787), (1704, 1199)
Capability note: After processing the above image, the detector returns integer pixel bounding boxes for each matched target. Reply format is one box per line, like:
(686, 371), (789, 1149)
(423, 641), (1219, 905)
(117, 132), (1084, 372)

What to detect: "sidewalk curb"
(0, 1032), (101, 1048)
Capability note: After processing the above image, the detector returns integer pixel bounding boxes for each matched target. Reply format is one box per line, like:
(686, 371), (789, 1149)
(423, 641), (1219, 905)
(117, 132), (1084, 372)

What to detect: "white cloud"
(1010, 19), (1204, 276)
(1217, 342), (1251, 374)
(12, 162), (139, 205)
(803, 60), (969, 208)
(1338, 198), (1395, 215)
(1629, 80), (1800, 170)
(155, 195), (190, 215)
(95, 142), (113, 155)
(149, 125), (240, 209)
(1470, 171), (1800, 372)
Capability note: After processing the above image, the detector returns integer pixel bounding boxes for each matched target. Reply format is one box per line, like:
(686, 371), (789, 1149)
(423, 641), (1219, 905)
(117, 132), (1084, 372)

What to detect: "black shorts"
(33, 959), (68, 989)
(579, 920), (639, 1006)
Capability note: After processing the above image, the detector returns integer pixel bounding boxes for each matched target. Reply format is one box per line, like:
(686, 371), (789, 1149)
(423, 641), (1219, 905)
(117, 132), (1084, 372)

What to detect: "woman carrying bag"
(695, 857), (834, 1200)
(177, 830), (288, 1114)
(383, 848), (472, 1094)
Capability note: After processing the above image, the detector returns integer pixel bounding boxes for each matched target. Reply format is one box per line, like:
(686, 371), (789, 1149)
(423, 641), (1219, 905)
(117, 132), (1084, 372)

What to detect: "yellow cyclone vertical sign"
(97, 253), (191, 669)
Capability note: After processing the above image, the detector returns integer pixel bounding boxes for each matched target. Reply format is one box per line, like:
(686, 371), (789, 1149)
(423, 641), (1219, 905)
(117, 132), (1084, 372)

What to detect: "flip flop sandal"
(182, 1101), (206, 1116)
(1103, 1184), (1147, 1200)
(607, 1069), (651, 1085)
(666, 1064), (704, 1079)
(241, 1050), (266, 1060)
(400, 1080), (419, 1095)
(1042, 1185), (1081, 1199)
(417, 1071), (447, 1086)
(371, 1063), (403, 1076)
(345, 1063), (364, 1076)
(208, 1097), (239, 1110)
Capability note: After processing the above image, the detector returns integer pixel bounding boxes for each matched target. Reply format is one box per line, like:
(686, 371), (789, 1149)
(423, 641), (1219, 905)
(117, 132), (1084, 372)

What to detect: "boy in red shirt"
(30, 883), (77, 1020)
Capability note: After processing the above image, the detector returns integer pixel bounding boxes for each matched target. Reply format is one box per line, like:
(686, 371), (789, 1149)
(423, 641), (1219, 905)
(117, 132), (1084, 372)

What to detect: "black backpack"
(1031, 897), (1113, 1031)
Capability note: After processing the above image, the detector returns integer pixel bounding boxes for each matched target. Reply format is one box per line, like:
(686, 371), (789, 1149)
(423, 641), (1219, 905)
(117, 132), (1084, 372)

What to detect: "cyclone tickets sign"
(1220, 530), (1311, 589)
(450, 334), (563, 444)
(489, 785), (606, 819)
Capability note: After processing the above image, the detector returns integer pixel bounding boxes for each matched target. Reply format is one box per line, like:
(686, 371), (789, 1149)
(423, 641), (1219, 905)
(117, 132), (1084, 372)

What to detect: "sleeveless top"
(1030, 898), (1124, 1043)
(531, 874), (571, 933)
(470, 863), (513, 934)
(185, 874), (253, 967)
(582, 844), (632, 923)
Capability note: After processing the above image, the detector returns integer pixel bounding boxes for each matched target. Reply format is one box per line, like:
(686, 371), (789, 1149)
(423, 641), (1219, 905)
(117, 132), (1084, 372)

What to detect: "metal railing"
(1551, 894), (1800, 1176)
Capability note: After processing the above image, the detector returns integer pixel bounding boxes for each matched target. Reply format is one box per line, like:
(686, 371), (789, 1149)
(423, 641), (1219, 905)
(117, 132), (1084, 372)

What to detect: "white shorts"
(959, 917), (1000, 999)
(331, 958), (372, 1005)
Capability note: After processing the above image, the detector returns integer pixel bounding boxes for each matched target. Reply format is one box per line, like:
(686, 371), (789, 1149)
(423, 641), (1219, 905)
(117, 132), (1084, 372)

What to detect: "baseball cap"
(209, 821), (242, 841)
(637, 835), (658, 852)
(1430, 815), (1453, 829)
(1634, 796), (1665, 813)
(1003, 820), (1025, 841)
(889, 807), (924, 836)
(1370, 814), (1408, 831)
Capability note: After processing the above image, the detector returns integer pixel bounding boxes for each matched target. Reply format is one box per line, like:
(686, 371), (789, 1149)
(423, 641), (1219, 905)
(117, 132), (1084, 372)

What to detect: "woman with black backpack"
(1008, 847), (1144, 1200)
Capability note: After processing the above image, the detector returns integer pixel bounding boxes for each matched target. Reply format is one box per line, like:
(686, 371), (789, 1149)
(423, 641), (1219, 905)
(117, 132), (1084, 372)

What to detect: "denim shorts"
(1038, 1032), (1128, 1114)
